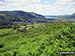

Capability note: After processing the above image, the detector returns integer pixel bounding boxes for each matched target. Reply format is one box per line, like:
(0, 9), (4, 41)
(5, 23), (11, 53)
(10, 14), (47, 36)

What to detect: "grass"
(0, 29), (12, 35)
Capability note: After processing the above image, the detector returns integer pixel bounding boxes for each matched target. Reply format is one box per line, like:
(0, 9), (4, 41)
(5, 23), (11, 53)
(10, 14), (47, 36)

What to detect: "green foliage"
(0, 29), (12, 35)
(0, 23), (75, 56)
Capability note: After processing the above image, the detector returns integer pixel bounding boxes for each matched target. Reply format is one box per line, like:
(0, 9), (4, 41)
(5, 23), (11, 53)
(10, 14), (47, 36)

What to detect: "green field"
(0, 29), (12, 35)
(0, 23), (75, 56)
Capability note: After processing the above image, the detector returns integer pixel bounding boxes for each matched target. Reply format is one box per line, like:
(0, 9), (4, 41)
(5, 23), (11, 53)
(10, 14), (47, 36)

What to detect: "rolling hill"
(0, 11), (45, 22)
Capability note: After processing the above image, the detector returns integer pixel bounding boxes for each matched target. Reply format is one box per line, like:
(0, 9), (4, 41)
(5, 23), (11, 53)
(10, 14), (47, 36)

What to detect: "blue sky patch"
(40, 0), (56, 5)
(0, 0), (5, 3)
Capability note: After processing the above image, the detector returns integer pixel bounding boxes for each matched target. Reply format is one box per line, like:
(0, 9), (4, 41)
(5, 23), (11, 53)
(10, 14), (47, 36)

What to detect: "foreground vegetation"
(0, 23), (75, 56)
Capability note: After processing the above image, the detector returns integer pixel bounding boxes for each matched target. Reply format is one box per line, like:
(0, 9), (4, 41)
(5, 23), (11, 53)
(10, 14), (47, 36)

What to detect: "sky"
(0, 0), (75, 15)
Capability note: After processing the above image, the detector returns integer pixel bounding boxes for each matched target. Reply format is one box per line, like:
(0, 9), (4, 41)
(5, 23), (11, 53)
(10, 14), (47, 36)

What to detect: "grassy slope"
(0, 29), (12, 35)
(0, 23), (75, 56)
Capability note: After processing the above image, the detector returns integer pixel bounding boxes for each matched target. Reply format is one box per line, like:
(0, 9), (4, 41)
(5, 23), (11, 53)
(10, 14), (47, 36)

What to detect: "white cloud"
(0, 1), (5, 5)
(56, 0), (73, 3)
(0, 0), (75, 15)
(54, 0), (75, 6)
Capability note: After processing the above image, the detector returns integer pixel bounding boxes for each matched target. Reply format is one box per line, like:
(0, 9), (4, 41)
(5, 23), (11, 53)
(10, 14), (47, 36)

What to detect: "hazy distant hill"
(0, 11), (45, 22)
(45, 13), (75, 19)
(72, 13), (75, 16)
(70, 13), (75, 18)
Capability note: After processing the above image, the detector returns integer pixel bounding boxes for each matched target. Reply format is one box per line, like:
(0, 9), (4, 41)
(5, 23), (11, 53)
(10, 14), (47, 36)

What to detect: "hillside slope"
(0, 11), (45, 21)
(0, 23), (75, 56)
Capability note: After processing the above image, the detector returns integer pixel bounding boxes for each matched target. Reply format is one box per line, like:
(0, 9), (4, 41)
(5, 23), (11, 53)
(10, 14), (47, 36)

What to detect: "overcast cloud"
(0, 0), (75, 15)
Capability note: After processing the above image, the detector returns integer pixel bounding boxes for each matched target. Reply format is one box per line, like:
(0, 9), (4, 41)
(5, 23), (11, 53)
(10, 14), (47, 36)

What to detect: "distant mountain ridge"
(70, 13), (75, 18)
(0, 11), (45, 21)
(45, 13), (75, 19)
